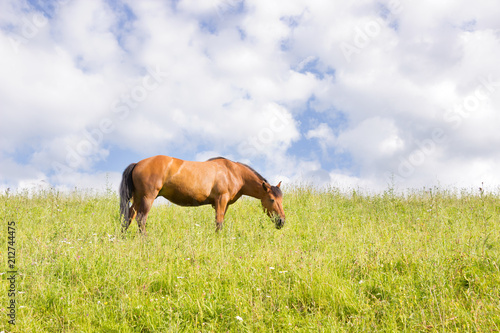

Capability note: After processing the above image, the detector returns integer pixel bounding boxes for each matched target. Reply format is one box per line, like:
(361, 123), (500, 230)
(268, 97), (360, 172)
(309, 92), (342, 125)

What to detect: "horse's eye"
(269, 199), (275, 203)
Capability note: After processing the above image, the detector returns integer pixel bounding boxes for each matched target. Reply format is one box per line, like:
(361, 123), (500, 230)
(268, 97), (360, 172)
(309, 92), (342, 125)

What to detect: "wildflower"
(236, 316), (243, 321)
(269, 267), (275, 270)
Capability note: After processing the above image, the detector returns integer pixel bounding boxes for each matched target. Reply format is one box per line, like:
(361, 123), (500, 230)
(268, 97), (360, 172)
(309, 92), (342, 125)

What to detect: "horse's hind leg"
(136, 196), (154, 235)
(122, 202), (138, 233)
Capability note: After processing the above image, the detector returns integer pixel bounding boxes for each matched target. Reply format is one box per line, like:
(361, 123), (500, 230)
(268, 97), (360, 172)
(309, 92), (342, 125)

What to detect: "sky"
(1, 0), (500, 194)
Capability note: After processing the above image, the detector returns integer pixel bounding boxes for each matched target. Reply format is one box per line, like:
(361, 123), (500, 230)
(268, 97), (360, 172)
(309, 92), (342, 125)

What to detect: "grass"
(1, 186), (499, 332)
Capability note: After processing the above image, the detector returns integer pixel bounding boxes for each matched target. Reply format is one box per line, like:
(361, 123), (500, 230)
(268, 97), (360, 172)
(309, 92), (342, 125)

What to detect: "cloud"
(306, 123), (335, 153)
(336, 117), (404, 165)
(1, 0), (500, 193)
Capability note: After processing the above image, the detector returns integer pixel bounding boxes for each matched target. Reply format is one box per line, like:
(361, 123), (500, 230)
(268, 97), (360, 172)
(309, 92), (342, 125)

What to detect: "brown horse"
(119, 155), (285, 234)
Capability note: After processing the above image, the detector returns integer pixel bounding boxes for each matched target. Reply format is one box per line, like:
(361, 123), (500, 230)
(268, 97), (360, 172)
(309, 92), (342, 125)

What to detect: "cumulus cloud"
(1, 0), (500, 192)
(306, 123), (335, 153)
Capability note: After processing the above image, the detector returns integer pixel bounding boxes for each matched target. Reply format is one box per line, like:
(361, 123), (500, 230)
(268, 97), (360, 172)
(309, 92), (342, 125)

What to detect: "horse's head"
(261, 181), (285, 229)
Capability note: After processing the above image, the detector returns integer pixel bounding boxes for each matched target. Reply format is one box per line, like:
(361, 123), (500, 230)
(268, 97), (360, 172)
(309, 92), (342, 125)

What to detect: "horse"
(119, 155), (285, 234)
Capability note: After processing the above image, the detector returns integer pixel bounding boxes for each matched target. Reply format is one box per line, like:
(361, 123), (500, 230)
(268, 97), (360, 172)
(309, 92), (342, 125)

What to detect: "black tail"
(119, 163), (137, 223)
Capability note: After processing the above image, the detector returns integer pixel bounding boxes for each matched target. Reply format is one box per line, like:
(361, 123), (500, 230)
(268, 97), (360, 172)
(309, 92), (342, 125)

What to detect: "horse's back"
(132, 155), (228, 205)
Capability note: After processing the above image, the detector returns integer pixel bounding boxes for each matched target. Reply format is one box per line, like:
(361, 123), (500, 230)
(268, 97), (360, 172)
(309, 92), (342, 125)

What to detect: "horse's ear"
(262, 182), (270, 192)
(277, 181), (282, 188)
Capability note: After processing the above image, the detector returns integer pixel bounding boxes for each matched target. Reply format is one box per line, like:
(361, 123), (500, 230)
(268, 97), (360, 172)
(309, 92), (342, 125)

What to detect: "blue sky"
(1, 0), (500, 193)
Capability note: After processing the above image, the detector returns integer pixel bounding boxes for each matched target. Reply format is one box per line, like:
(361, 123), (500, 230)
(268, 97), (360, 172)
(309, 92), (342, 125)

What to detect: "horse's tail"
(119, 163), (137, 223)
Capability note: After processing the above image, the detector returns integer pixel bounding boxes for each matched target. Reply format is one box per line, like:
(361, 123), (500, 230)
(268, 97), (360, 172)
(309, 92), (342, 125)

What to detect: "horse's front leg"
(214, 194), (230, 232)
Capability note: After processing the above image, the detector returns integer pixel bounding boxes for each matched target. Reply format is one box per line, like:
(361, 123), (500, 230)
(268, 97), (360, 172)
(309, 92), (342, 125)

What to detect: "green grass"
(1, 186), (499, 332)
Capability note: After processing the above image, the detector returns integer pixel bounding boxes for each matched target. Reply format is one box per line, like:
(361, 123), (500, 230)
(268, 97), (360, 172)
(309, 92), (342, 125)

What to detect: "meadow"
(1, 185), (499, 332)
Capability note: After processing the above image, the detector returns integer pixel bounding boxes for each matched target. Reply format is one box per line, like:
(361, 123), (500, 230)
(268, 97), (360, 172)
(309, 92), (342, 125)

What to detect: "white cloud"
(53, 171), (122, 193)
(306, 123), (335, 153)
(1, 0), (500, 192)
(337, 117), (404, 160)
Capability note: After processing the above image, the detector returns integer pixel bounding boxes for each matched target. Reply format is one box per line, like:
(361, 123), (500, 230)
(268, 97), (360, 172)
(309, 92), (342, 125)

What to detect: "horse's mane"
(237, 162), (268, 184)
(207, 157), (269, 184)
(207, 157), (282, 197)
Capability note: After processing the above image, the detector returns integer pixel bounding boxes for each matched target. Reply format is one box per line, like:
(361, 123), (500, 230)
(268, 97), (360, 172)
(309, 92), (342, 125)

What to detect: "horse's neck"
(240, 172), (266, 200)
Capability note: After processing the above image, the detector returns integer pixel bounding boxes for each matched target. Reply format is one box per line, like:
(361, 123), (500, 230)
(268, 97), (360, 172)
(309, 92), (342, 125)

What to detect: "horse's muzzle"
(275, 217), (285, 229)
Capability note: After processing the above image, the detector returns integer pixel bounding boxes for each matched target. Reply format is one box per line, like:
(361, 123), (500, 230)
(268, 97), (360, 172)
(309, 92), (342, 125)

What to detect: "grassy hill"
(1, 186), (499, 332)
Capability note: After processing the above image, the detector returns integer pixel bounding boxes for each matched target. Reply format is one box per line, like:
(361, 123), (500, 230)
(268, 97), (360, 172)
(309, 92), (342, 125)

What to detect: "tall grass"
(1, 186), (499, 332)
